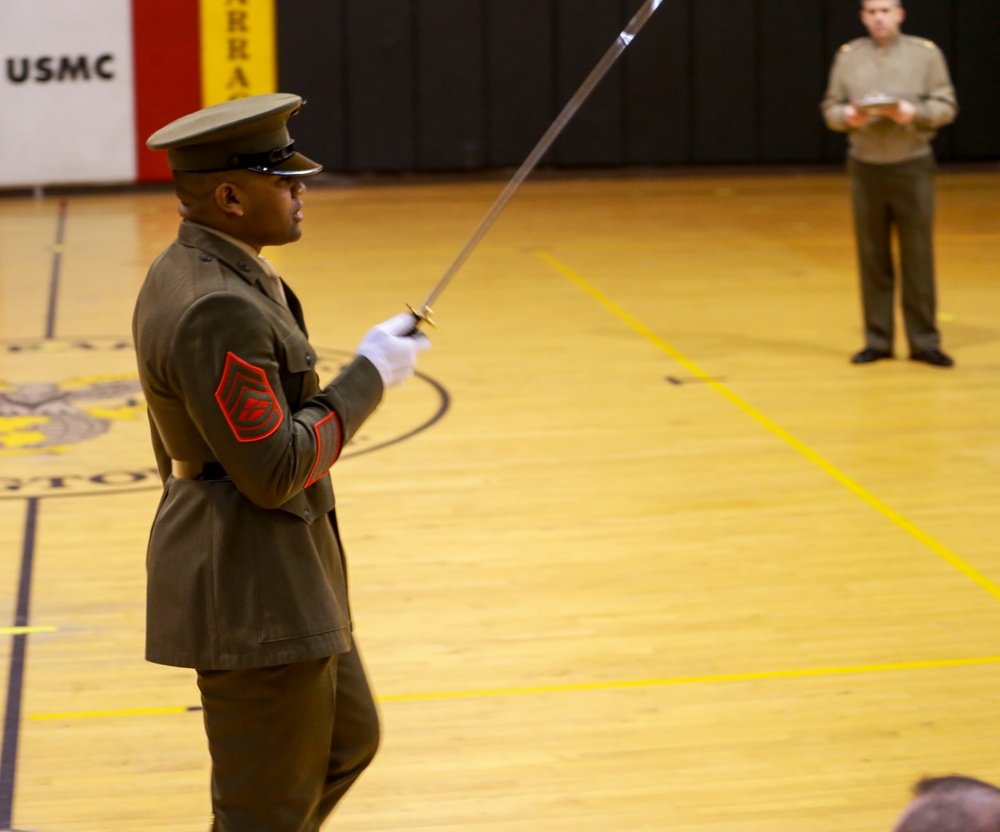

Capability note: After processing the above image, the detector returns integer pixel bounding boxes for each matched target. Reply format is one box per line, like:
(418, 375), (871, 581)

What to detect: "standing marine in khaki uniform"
(133, 93), (430, 830)
(821, 0), (957, 367)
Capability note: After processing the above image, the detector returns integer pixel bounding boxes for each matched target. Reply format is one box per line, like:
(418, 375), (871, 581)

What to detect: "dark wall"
(276, 0), (1000, 174)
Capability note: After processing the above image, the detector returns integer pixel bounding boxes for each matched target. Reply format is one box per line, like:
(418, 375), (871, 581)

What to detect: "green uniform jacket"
(821, 34), (957, 164)
(133, 221), (384, 670)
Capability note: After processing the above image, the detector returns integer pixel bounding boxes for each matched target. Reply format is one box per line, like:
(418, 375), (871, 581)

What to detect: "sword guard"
(405, 304), (435, 335)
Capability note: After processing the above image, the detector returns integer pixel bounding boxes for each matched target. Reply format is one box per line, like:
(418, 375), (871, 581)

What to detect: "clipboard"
(855, 94), (899, 112)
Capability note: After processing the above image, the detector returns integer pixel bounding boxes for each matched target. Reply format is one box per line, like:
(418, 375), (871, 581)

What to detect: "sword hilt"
(404, 304), (435, 336)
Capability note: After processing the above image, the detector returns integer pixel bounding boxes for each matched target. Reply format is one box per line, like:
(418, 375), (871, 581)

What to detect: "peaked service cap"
(146, 93), (322, 175)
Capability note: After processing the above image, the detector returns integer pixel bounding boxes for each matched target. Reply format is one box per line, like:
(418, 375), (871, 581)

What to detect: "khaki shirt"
(821, 34), (957, 164)
(188, 221), (289, 307)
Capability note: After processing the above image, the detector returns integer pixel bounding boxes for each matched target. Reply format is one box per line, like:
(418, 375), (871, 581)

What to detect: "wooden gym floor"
(1, 165), (999, 831)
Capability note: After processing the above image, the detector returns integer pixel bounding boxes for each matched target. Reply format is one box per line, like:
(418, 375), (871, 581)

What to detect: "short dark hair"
(914, 776), (1000, 798)
(897, 776), (1000, 832)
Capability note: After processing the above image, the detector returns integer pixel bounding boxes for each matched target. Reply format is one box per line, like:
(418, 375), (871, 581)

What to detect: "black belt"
(198, 461), (228, 480)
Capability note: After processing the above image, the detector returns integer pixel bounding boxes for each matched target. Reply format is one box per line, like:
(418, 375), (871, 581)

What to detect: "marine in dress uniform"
(821, 0), (957, 367)
(133, 94), (430, 831)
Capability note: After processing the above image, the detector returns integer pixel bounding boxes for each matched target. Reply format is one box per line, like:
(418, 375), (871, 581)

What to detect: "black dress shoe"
(851, 347), (892, 364)
(910, 348), (954, 367)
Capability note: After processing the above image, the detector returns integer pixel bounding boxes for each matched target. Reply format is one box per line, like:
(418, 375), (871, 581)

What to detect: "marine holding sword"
(133, 93), (429, 831)
(132, 3), (667, 826)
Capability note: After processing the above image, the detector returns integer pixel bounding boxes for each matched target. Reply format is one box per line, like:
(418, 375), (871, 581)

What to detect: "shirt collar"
(185, 221), (286, 285)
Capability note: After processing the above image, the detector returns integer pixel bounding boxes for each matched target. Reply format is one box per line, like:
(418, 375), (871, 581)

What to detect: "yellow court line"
(30, 706), (196, 721)
(536, 250), (1000, 603)
(380, 655), (1000, 703)
(28, 655), (1000, 718)
(0, 626), (57, 635)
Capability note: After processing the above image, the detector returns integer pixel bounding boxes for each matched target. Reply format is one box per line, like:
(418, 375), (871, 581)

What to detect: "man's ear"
(214, 182), (245, 217)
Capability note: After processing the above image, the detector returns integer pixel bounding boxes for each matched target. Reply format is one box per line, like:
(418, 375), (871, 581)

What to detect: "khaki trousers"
(849, 154), (941, 355)
(197, 644), (380, 832)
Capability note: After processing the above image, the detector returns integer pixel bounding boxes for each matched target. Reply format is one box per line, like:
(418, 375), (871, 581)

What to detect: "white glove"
(356, 312), (431, 387)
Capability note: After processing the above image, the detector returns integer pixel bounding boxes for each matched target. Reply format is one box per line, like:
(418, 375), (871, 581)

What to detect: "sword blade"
(410, 0), (665, 325)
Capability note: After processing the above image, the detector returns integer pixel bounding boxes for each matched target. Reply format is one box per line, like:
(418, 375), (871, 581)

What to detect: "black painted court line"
(44, 200), (68, 340)
(343, 372), (450, 459)
(0, 497), (39, 832)
(0, 201), (66, 831)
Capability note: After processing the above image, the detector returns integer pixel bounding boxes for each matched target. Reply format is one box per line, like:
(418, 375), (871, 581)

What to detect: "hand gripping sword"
(407, 0), (665, 330)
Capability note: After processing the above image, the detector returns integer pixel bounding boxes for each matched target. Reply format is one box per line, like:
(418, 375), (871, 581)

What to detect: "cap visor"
(248, 151), (323, 175)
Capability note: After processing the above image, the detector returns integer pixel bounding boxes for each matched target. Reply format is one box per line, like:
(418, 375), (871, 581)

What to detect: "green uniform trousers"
(197, 645), (380, 832)
(848, 154), (940, 355)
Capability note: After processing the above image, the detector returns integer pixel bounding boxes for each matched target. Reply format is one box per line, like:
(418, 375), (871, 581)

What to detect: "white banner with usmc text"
(0, 0), (136, 187)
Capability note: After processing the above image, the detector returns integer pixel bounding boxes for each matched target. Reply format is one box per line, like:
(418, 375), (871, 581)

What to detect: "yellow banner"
(200, 0), (276, 105)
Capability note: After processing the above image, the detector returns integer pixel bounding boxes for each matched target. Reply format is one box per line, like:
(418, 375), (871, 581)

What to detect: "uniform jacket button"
(199, 253), (213, 262)
(303, 509), (312, 521)
(238, 261), (251, 271)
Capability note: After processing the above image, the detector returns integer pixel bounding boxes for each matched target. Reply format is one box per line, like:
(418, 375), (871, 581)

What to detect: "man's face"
(234, 171), (308, 250)
(861, 1), (905, 44)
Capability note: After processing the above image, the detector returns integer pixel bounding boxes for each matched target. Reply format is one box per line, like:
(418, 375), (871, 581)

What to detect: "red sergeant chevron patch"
(214, 352), (284, 442)
(305, 412), (343, 487)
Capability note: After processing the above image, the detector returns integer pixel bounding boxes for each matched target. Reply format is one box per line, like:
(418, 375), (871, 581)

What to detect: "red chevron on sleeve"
(304, 412), (344, 487)
(214, 352), (284, 442)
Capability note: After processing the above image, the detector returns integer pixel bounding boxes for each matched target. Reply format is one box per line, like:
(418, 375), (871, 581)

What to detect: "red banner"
(131, 0), (201, 182)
